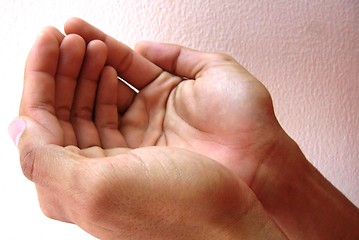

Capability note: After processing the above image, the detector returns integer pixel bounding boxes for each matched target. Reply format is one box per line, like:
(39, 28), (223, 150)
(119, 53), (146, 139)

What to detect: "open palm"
(64, 18), (284, 185)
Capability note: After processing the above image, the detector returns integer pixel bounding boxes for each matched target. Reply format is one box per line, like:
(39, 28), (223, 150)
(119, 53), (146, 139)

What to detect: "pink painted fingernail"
(8, 118), (26, 147)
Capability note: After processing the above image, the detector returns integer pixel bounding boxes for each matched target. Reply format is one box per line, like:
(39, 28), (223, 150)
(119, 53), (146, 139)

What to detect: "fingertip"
(8, 118), (26, 148)
(63, 33), (86, 44)
(9, 117), (40, 181)
(61, 34), (86, 56)
(66, 16), (83, 24)
(32, 28), (62, 55)
(134, 41), (153, 53)
(84, 39), (108, 66)
(25, 29), (61, 75)
(64, 17), (85, 34)
(35, 29), (60, 46)
(40, 26), (65, 42)
(102, 65), (117, 76)
(64, 17), (104, 43)
(97, 65), (118, 104)
(87, 39), (108, 53)
(134, 41), (169, 58)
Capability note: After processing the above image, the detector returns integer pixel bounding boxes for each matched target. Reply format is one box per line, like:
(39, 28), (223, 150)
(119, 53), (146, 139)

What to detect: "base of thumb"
(8, 117), (61, 182)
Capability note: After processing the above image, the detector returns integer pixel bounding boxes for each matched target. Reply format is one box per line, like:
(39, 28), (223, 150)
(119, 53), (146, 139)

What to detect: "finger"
(95, 66), (128, 148)
(55, 34), (86, 146)
(20, 28), (67, 146)
(117, 78), (137, 114)
(41, 26), (65, 43)
(71, 40), (107, 148)
(21, 28), (64, 117)
(135, 41), (211, 79)
(64, 17), (163, 90)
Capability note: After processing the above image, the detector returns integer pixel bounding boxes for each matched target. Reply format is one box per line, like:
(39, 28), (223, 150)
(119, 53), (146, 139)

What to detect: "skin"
(10, 18), (359, 239)
(13, 25), (287, 239)
(64, 19), (359, 239)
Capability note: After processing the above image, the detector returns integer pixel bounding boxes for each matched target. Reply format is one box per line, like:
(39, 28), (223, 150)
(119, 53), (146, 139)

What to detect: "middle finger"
(71, 40), (107, 148)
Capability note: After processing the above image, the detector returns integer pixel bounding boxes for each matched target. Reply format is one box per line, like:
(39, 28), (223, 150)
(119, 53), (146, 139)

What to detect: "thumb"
(134, 41), (207, 79)
(8, 117), (70, 184)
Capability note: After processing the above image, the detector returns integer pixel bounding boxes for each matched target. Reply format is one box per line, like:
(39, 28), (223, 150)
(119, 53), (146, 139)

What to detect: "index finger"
(20, 27), (64, 117)
(64, 17), (163, 90)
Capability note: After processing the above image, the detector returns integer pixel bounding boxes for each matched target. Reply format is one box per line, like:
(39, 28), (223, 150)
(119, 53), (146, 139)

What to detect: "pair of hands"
(12, 18), (290, 239)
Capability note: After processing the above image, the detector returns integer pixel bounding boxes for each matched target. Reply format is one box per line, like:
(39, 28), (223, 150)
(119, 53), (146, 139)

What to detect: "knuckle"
(71, 106), (93, 120)
(95, 119), (118, 130)
(55, 105), (71, 121)
(20, 146), (38, 181)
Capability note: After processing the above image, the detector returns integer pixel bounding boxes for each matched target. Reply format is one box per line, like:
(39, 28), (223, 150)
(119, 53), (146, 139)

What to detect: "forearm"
(252, 132), (359, 239)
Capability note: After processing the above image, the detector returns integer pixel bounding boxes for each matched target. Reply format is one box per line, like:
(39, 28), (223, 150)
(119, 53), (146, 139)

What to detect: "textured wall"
(1, 0), (358, 239)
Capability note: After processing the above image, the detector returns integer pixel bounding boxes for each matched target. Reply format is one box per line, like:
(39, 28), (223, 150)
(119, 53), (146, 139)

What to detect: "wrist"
(193, 193), (288, 240)
(222, 201), (288, 240)
(251, 130), (359, 239)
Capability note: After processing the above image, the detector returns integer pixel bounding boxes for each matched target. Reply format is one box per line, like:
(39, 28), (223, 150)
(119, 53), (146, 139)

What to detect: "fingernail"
(8, 118), (26, 147)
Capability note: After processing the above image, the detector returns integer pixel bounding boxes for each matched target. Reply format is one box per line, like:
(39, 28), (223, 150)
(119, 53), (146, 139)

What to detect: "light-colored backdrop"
(1, 0), (358, 239)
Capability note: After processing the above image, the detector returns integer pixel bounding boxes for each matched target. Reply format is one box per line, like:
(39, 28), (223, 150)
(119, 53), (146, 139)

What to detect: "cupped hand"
(65, 18), (286, 185)
(20, 25), (127, 149)
(14, 26), (288, 239)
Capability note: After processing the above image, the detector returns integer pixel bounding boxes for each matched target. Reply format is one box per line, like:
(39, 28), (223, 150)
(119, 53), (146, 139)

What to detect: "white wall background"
(1, 0), (358, 239)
